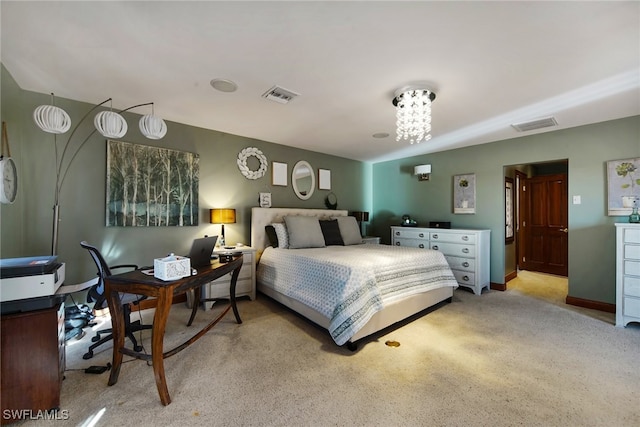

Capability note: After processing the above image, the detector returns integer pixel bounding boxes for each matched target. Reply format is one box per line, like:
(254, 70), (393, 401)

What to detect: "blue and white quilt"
(257, 244), (458, 345)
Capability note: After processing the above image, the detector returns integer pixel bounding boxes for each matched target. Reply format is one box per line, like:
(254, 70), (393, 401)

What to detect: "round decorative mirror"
(292, 160), (315, 200)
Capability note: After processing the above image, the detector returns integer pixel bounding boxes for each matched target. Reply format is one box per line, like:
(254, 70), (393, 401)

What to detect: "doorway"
(505, 160), (569, 297)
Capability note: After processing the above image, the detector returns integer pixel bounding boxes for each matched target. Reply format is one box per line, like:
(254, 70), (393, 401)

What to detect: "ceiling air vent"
(511, 117), (558, 132)
(261, 85), (300, 104)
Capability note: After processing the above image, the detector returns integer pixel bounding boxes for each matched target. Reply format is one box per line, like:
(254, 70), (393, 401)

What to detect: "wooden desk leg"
(106, 284), (125, 386)
(152, 287), (173, 406)
(187, 285), (201, 327)
(229, 264), (242, 324)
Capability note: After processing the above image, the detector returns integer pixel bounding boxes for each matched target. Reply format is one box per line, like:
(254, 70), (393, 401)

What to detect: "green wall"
(371, 116), (640, 304)
(0, 65), (370, 284)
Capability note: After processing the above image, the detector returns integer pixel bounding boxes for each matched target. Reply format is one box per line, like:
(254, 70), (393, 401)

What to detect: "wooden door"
(520, 173), (568, 276)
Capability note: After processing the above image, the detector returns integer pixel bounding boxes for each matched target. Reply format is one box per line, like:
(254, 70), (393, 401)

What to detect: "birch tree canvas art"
(106, 140), (199, 226)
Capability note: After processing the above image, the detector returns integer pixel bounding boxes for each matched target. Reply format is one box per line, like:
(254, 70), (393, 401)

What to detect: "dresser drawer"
(624, 297), (640, 317)
(392, 228), (429, 240)
(624, 228), (640, 244)
(624, 244), (640, 260)
(452, 270), (475, 286)
(624, 259), (640, 276)
(430, 232), (476, 244)
(430, 242), (476, 258)
(623, 276), (640, 298)
(394, 238), (428, 248)
(445, 256), (475, 272)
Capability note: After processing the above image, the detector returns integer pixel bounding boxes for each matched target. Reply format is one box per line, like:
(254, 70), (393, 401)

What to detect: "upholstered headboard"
(251, 207), (349, 260)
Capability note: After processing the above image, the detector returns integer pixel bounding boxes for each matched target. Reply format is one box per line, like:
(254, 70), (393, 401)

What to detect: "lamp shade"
(94, 110), (128, 138)
(33, 104), (72, 134)
(210, 208), (236, 224)
(414, 164), (432, 175)
(139, 114), (167, 139)
(352, 211), (369, 222)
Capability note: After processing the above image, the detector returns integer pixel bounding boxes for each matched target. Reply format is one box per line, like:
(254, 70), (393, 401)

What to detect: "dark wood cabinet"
(1, 303), (65, 424)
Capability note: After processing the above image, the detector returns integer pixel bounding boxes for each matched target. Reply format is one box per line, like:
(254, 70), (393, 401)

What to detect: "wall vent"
(511, 116), (558, 132)
(261, 85), (300, 104)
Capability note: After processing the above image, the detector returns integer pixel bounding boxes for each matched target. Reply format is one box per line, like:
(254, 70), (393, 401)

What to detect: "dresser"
(200, 247), (257, 309)
(391, 226), (491, 295)
(615, 223), (640, 328)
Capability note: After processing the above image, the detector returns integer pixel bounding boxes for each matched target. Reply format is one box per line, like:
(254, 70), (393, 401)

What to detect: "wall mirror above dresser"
(292, 160), (315, 200)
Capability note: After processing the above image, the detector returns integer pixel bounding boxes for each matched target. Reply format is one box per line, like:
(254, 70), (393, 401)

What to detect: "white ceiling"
(2, 1), (639, 163)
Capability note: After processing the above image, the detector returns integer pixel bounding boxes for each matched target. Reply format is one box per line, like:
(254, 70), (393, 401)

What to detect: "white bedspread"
(257, 244), (458, 345)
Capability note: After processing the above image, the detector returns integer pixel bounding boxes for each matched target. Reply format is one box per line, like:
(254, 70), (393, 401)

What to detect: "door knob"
(562, 228), (568, 233)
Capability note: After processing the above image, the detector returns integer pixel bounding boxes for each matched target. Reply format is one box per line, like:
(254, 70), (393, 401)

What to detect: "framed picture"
(453, 173), (476, 214)
(318, 169), (331, 190)
(607, 157), (640, 216)
(505, 177), (514, 243)
(272, 162), (287, 186)
(259, 192), (272, 208)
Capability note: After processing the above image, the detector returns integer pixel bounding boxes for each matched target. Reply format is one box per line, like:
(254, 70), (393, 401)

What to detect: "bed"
(251, 207), (458, 349)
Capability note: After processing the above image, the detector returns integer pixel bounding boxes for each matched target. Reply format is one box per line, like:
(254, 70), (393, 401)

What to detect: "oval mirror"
(292, 160), (315, 200)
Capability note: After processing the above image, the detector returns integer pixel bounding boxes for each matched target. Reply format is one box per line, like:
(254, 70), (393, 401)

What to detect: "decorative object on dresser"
(351, 211), (369, 236)
(615, 223), (640, 327)
(392, 226), (491, 295)
(401, 214), (418, 227)
(454, 173), (476, 214)
(414, 164), (431, 181)
(210, 208), (236, 247)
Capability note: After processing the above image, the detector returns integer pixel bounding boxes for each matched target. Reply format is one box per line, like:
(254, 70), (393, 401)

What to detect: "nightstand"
(201, 246), (256, 309)
(362, 236), (381, 244)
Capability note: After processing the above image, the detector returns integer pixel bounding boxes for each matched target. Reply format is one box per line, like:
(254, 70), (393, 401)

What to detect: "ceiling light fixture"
(210, 79), (238, 93)
(392, 86), (436, 144)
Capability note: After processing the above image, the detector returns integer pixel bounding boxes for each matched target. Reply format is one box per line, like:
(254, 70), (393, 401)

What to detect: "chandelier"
(392, 87), (436, 144)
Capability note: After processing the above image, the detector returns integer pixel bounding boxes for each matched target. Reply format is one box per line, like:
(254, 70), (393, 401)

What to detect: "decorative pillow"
(271, 223), (289, 249)
(265, 225), (279, 248)
(319, 219), (344, 246)
(284, 216), (326, 249)
(334, 216), (363, 245)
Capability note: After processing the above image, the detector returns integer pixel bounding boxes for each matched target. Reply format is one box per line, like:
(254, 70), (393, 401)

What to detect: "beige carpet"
(15, 278), (640, 427)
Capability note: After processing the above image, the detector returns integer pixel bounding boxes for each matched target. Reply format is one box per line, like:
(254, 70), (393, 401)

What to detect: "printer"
(0, 256), (66, 313)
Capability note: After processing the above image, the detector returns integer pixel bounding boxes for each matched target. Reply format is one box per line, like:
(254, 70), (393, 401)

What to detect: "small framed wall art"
(318, 169), (331, 190)
(272, 162), (287, 186)
(453, 173), (476, 214)
(606, 157), (639, 216)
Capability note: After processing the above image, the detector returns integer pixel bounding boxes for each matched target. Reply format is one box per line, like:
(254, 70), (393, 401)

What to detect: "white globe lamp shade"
(139, 114), (167, 139)
(94, 111), (128, 138)
(33, 105), (72, 134)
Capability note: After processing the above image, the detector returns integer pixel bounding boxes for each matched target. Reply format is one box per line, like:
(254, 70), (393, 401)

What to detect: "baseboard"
(565, 295), (615, 313)
(490, 282), (507, 292)
(504, 270), (517, 283)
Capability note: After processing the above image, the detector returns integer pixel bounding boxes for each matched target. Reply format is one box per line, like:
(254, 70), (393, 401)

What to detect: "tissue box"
(153, 256), (191, 281)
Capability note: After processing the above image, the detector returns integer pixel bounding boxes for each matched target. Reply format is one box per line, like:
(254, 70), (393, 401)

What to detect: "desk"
(105, 256), (243, 406)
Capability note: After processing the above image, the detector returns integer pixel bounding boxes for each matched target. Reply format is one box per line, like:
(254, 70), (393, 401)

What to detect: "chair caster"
(91, 335), (101, 342)
(82, 351), (94, 360)
(134, 345), (143, 352)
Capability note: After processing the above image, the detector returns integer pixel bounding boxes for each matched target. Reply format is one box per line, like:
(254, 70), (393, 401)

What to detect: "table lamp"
(351, 211), (369, 237)
(210, 208), (236, 246)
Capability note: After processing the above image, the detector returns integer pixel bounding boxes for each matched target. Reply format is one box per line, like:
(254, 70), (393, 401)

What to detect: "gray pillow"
(334, 216), (363, 245)
(284, 216), (326, 249)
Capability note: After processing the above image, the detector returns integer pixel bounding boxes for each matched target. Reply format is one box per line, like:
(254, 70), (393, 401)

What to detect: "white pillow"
(284, 216), (326, 249)
(271, 223), (289, 249)
(334, 216), (363, 245)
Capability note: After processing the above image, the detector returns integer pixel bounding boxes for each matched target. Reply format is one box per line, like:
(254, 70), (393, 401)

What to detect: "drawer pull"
(419, 244), (424, 249)
(395, 242), (400, 246)
(462, 275), (470, 281)
(432, 245), (439, 250)
(462, 248), (469, 254)
(419, 233), (424, 238)
(432, 234), (438, 239)
(462, 262), (470, 267)
(462, 235), (469, 241)
(395, 231), (400, 236)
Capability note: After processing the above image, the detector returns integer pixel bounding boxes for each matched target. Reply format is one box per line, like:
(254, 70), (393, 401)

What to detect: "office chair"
(80, 241), (153, 360)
